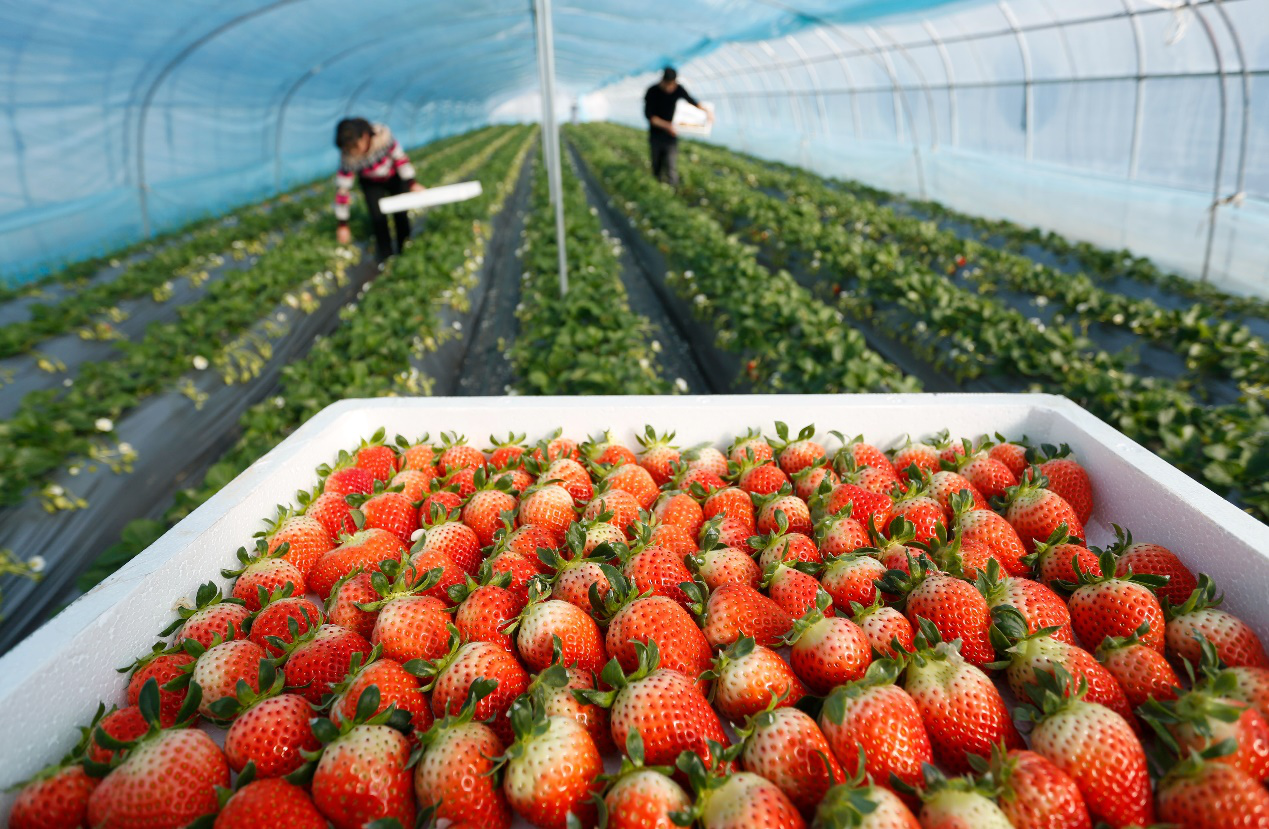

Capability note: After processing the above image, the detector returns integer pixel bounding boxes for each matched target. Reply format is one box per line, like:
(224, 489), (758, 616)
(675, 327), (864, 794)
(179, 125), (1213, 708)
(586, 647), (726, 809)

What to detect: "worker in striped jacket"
(333, 118), (424, 260)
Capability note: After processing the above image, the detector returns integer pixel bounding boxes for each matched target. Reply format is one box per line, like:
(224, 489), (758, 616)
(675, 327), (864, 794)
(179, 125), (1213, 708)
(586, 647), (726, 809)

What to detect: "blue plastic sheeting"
(0, 0), (969, 282)
(593, 0), (1269, 297)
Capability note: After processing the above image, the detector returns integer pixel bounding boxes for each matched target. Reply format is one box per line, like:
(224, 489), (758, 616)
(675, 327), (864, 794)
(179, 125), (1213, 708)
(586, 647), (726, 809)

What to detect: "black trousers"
(360, 174), (412, 259)
(649, 133), (679, 186)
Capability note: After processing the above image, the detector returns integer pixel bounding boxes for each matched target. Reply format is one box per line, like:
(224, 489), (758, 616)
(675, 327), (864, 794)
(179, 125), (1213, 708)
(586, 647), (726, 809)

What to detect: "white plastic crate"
(2, 393), (1266, 804)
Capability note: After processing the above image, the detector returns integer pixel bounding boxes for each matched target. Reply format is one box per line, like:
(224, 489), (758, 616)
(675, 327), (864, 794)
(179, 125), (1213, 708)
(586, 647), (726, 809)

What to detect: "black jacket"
(645, 83), (700, 139)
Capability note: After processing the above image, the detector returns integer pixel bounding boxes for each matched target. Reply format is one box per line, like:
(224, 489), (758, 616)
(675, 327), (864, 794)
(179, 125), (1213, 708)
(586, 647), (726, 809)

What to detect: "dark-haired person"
(643, 67), (710, 186)
(333, 118), (424, 259)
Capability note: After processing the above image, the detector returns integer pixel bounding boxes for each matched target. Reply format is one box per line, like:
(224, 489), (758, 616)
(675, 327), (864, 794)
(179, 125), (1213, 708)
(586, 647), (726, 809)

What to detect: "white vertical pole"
(534, 0), (569, 295)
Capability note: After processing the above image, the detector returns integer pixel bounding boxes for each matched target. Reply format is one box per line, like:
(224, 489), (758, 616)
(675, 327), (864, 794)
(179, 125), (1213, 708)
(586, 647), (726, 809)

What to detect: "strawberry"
(603, 461), (661, 509)
(702, 485), (757, 528)
(585, 486), (643, 536)
(900, 621), (1022, 772)
(850, 596), (915, 658)
(279, 623), (372, 704)
(830, 432), (893, 473)
(163, 582), (250, 649)
(543, 457), (593, 504)
(354, 429), (398, 481)
(485, 550), (542, 605)
(926, 469), (986, 518)
(411, 680), (513, 829)
(500, 699), (604, 829)
(738, 705), (845, 817)
(212, 662), (319, 776)
(491, 463), (535, 494)
(600, 730), (693, 829)
(976, 559), (1074, 644)
(223, 541), (305, 612)
(1163, 574), (1269, 669)
(734, 452), (791, 496)
(652, 490), (705, 537)
(890, 437), (941, 477)
(1155, 750), (1269, 828)
(526, 656), (614, 752)
(988, 437), (1030, 478)
(462, 469), (520, 548)
(763, 558), (828, 620)
(413, 633), (529, 745)
(487, 431), (527, 469)
(1020, 666), (1154, 827)
(991, 608), (1138, 728)
(637, 426), (683, 486)
(542, 539), (615, 610)
(889, 481), (946, 546)
(911, 769), (1014, 829)
(621, 539), (697, 608)
(88, 706), (148, 765)
(1094, 623), (1180, 709)
(582, 515), (629, 556)
(1062, 548), (1168, 653)
(451, 571), (523, 650)
(581, 640), (729, 769)
(519, 481), (576, 539)
(1023, 523), (1097, 588)
(837, 454), (903, 496)
(329, 648), (433, 733)
(771, 421), (827, 476)
(511, 588), (607, 674)
(674, 756), (806, 829)
(362, 563), (451, 664)
(123, 642), (196, 727)
(650, 520), (699, 558)
(304, 687), (416, 829)
(969, 746), (1091, 829)
(949, 491), (1029, 576)
(953, 452), (1018, 502)
(437, 432), (487, 473)
(881, 555), (996, 667)
(300, 496), (354, 550)
(322, 571), (378, 641)
(1108, 526), (1197, 606)
(782, 592), (872, 694)
(416, 509), (484, 575)
(790, 460), (839, 502)
(583, 429), (639, 467)
(307, 528), (406, 600)
(706, 636), (807, 722)
(819, 551), (886, 608)
(351, 488), (417, 545)
(819, 482), (892, 536)
(810, 774), (921, 829)
(248, 591), (324, 659)
(419, 488), (463, 523)
(931, 431), (970, 465)
(213, 771), (326, 829)
(184, 638), (269, 719)
(819, 661), (933, 793)
(729, 427), (775, 466)
(755, 485), (813, 536)
(1141, 672), (1269, 782)
(8, 763), (98, 829)
(1000, 472), (1085, 552)
(396, 432), (437, 472)
(814, 506), (869, 557)
(321, 460), (375, 499)
(530, 430), (581, 464)
(684, 442), (730, 478)
(685, 581), (794, 648)
(1031, 444), (1094, 525)
(87, 681), (227, 829)
(599, 568), (713, 683)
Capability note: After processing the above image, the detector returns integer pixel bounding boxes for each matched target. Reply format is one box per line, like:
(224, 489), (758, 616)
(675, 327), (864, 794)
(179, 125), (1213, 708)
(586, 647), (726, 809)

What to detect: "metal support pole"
(533, 0), (568, 295)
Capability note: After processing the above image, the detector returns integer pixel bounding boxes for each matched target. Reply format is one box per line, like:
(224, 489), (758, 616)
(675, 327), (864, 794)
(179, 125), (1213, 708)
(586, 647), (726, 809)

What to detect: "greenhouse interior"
(2, 0), (1268, 826)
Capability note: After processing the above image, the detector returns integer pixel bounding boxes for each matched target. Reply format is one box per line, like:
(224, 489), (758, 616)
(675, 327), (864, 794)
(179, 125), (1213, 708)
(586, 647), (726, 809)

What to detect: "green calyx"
(401, 625), (464, 690)
(354, 559), (443, 612)
(1055, 546), (1166, 594)
(779, 590), (833, 648)
(668, 741), (739, 825)
(1139, 670), (1247, 758)
(159, 581), (246, 637)
(1021, 523), (1080, 573)
(220, 538), (288, 580)
(84, 678), (204, 777)
(770, 421), (816, 454)
(287, 682), (413, 786)
(699, 635), (757, 694)
(821, 659), (904, 724)
(810, 775), (890, 829)
(588, 563), (646, 623)
(1017, 665), (1090, 724)
(410, 678), (499, 761)
(205, 659), (287, 723)
(577, 639), (663, 710)
(1161, 572), (1221, 621)
(322, 644), (384, 709)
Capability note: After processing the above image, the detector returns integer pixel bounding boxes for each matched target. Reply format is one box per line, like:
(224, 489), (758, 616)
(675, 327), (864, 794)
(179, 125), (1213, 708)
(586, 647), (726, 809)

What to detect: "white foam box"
(2, 393), (1267, 805)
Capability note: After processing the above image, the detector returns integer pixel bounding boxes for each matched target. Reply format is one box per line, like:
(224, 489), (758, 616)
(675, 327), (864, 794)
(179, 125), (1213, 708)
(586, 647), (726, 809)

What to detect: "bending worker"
(333, 118), (424, 260)
(643, 67), (710, 186)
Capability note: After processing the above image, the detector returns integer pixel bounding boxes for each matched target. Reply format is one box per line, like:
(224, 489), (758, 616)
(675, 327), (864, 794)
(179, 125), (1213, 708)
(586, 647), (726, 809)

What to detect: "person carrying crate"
(643, 67), (711, 186)
(333, 118), (425, 260)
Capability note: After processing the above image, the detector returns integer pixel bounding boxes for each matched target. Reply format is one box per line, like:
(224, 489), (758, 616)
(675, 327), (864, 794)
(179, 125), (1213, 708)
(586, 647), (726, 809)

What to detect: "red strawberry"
(687, 582), (794, 649)
(8, 764), (98, 829)
(223, 542), (304, 612)
(526, 657), (614, 753)
(988, 438), (1029, 478)
(1163, 574), (1269, 669)
(519, 481), (576, 539)
(451, 571), (523, 650)
(1021, 666), (1154, 827)
(832, 433), (892, 472)
(352, 489), (417, 545)
(819, 482), (892, 535)
(950, 491), (1029, 576)
(363, 564), (451, 665)
(88, 706), (148, 765)
(604, 462), (660, 509)
(850, 596), (915, 658)
(649, 521), (698, 558)
(652, 490), (705, 537)
(814, 507), (869, 557)
(912, 771), (1014, 828)
(543, 457), (593, 505)
(901, 622), (1023, 772)
(702, 485), (757, 528)
(409, 545), (471, 603)
(1155, 752), (1269, 828)
(585, 487), (643, 538)
(970, 746), (1091, 829)
(1095, 623), (1180, 709)
(322, 462), (375, 499)
(819, 551), (885, 609)
(676, 761), (806, 829)
(329, 649), (433, 733)
(307, 692), (415, 829)
(734, 453), (791, 497)
(354, 430), (398, 481)
(215, 663), (319, 777)
(955, 452), (1018, 502)
(1110, 529), (1197, 606)
(412, 681), (513, 829)
(583, 430), (639, 467)
(738, 705), (845, 817)
(417, 634), (529, 745)
(280, 623), (372, 704)
(1063, 548), (1168, 653)
(1142, 676), (1269, 782)
(582, 515), (628, 556)
(123, 642), (196, 727)
(601, 731), (693, 829)
(500, 700), (604, 829)
(622, 540), (697, 608)
(437, 432), (487, 473)
(544, 542), (614, 611)
(512, 589), (607, 674)
(636, 426), (681, 486)
(322, 571), (377, 641)
(487, 431), (527, 469)
(213, 775), (326, 829)
(87, 725), (227, 829)
(790, 460), (838, 502)
(530, 430), (581, 464)
(755, 485), (813, 536)
(783, 592), (872, 694)
(485, 550), (541, 605)
(397, 434), (436, 472)
(187, 638), (268, 719)
(1023, 524), (1097, 588)
(810, 774), (920, 829)
(1001, 473), (1085, 552)
(926, 469), (986, 518)
(300, 496), (353, 551)
(729, 428), (774, 466)
(820, 660), (933, 794)
(683, 443), (730, 478)
(419, 488), (463, 523)
(416, 512), (483, 576)
(976, 560), (1074, 644)
(307, 528), (405, 600)
(770, 421), (827, 476)
(583, 642), (729, 770)
(1032, 445), (1094, 524)
(707, 636), (807, 722)
(600, 569), (713, 684)
(880, 555), (995, 667)
(890, 438), (941, 477)
(763, 557), (828, 620)
(462, 469), (519, 547)
(164, 582), (250, 649)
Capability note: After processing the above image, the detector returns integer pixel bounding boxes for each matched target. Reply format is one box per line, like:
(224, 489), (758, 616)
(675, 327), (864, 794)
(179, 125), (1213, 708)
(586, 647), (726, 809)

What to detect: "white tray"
(2, 394), (1266, 801)
(378, 180), (483, 215)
